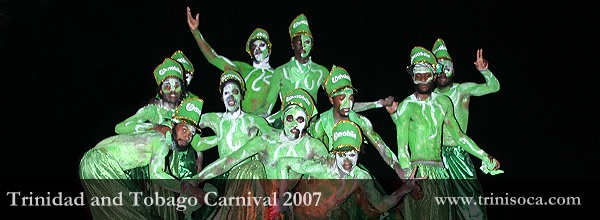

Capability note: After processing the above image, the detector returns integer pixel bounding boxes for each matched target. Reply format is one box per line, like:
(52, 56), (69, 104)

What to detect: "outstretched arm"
(186, 6), (238, 72)
(355, 115), (405, 178)
(442, 97), (501, 173)
(461, 49), (500, 96)
(359, 166), (423, 212)
(353, 96), (395, 113)
(189, 135), (266, 180)
(190, 135), (218, 152)
(114, 105), (162, 134)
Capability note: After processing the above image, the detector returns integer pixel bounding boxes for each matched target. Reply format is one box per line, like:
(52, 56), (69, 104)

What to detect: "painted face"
(335, 150), (359, 175)
(222, 82), (241, 112)
(293, 35), (313, 59)
(283, 105), (307, 140)
(331, 90), (354, 117)
(413, 72), (436, 94)
(160, 77), (182, 104)
(251, 39), (269, 62)
(173, 122), (196, 150)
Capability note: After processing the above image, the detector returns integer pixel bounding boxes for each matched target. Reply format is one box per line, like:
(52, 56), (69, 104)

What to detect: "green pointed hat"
(406, 46), (437, 75)
(432, 38), (452, 61)
(289, 13), (312, 40)
(153, 58), (184, 85)
(219, 70), (246, 94)
(171, 50), (195, 75)
(173, 97), (204, 130)
(246, 28), (272, 56)
(331, 120), (363, 153)
(282, 88), (315, 121)
(324, 65), (357, 97)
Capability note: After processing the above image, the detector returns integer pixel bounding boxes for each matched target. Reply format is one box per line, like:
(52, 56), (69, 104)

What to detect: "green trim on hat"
(153, 58), (184, 85)
(173, 97), (204, 130)
(289, 13), (312, 40)
(406, 46), (437, 75)
(171, 50), (195, 75)
(219, 70), (246, 94)
(324, 65), (357, 97)
(432, 38), (452, 61)
(245, 28), (272, 56)
(282, 88), (315, 121)
(331, 120), (363, 153)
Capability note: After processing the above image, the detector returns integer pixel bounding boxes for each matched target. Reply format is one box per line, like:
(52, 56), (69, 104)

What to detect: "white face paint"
(252, 39), (269, 62)
(412, 72), (434, 85)
(335, 150), (359, 175)
(338, 90), (354, 116)
(283, 106), (307, 140)
(222, 83), (241, 112)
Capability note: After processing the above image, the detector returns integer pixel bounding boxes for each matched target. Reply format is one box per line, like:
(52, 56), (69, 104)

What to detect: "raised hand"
(186, 6), (200, 31)
(474, 49), (489, 71)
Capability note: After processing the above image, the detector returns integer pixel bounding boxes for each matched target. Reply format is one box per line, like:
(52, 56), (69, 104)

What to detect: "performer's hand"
(186, 6), (200, 31)
(474, 49), (489, 71)
(400, 167), (427, 194)
(152, 124), (170, 136)
(385, 101), (399, 114)
(409, 185), (424, 200)
(488, 155), (501, 170)
(378, 96), (395, 107)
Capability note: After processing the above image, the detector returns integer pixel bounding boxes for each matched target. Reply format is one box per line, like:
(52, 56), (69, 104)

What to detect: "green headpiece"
(219, 70), (246, 94)
(173, 98), (204, 130)
(331, 120), (363, 153)
(171, 50), (195, 75)
(245, 28), (272, 56)
(432, 38), (452, 61)
(153, 58), (184, 85)
(324, 65), (357, 97)
(282, 88), (315, 121)
(289, 13), (312, 41)
(406, 46), (437, 75)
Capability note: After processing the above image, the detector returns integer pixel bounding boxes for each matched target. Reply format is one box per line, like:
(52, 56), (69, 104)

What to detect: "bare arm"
(461, 49), (500, 96)
(353, 96), (394, 113)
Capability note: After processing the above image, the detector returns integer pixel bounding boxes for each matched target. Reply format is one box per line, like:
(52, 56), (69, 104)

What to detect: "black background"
(1, 0), (597, 218)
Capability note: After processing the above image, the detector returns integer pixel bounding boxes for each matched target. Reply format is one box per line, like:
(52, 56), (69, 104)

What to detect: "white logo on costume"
(292, 20), (309, 29)
(334, 130), (357, 141)
(285, 94), (311, 107)
(159, 66), (182, 76)
(185, 103), (202, 115)
(176, 58), (189, 64)
(411, 51), (432, 63)
(331, 74), (351, 83)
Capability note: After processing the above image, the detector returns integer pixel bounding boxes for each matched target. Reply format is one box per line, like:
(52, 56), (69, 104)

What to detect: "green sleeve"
(114, 105), (160, 134)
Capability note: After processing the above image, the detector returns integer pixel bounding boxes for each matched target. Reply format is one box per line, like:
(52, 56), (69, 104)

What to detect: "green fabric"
(288, 13), (312, 40)
(171, 50), (195, 74)
(282, 88), (315, 121)
(331, 120), (362, 152)
(399, 163), (453, 220)
(153, 58), (184, 85)
(432, 38), (452, 61)
(173, 98), (204, 129)
(324, 65), (356, 97)
(443, 146), (488, 220)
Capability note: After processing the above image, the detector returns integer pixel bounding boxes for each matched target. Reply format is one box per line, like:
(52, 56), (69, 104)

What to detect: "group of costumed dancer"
(79, 5), (503, 220)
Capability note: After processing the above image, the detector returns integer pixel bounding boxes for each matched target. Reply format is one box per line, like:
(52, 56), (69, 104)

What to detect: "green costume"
(277, 120), (414, 219)
(189, 71), (277, 220)
(80, 98), (205, 220)
(187, 7), (276, 117)
(390, 47), (501, 220)
(433, 38), (501, 220)
(267, 14), (385, 126)
(114, 58), (200, 219)
(190, 88), (329, 220)
(309, 66), (402, 219)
